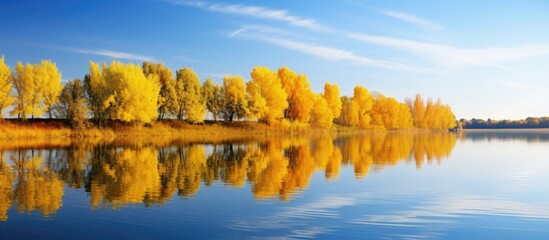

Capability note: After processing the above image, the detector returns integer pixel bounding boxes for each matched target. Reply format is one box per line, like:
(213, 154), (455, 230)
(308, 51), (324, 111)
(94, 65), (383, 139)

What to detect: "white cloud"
(380, 10), (444, 31)
(174, 1), (330, 31)
(230, 26), (430, 72)
(74, 49), (155, 62)
(348, 33), (549, 69)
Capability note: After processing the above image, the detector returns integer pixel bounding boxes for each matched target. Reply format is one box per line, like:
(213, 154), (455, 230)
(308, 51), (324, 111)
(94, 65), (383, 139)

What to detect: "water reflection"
(0, 132), (457, 221)
(463, 130), (549, 143)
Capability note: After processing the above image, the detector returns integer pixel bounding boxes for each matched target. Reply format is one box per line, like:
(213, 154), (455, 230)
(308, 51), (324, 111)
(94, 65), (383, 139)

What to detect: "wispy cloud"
(173, 1), (330, 31)
(348, 33), (549, 70)
(73, 49), (155, 62)
(380, 10), (444, 31)
(230, 26), (430, 72)
(501, 80), (549, 92)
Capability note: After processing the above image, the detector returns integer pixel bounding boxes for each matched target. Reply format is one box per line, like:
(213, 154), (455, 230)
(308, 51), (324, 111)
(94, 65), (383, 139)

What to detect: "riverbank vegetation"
(460, 117), (549, 129)
(0, 55), (457, 137)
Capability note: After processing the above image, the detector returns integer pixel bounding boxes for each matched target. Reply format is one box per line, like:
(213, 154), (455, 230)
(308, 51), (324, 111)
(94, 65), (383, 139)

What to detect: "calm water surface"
(1, 130), (549, 239)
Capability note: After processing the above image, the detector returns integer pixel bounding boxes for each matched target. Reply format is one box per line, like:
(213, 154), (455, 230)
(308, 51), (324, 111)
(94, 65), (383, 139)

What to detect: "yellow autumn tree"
(37, 60), (62, 119)
(175, 67), (206, 123)
(11, 62), (42, 119)
(142, 62), (178, 120)
(88, 61), (160, 125)
(370, 94), (413, 130)
(222, 75), (248, 121)
(323, 82), (342, 120)
(247, 66), (288, 124)
(411, 94), (426, 128)
(0, 56), (13, 118)
(310, 94), (333, 129)
(352, 86), (374, 128)
(278, 66), (315, 122)
(203, 78), (223, 121)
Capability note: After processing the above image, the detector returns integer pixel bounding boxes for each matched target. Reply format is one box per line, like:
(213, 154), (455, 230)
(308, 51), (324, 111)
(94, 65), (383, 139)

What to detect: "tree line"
(0, 55), (457, 130)
(460, 117), (549, 129)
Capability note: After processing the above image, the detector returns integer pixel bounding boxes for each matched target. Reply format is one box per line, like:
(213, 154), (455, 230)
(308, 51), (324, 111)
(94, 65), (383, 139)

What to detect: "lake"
(1, 130), (549, 239)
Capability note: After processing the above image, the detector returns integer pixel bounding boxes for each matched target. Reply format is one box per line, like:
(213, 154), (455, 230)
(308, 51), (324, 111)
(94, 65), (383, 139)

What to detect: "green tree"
(55, 79), (88, 128)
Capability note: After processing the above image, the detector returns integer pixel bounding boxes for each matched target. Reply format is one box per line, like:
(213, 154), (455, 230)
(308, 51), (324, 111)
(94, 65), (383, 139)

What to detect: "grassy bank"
(0, 119), (333, 140)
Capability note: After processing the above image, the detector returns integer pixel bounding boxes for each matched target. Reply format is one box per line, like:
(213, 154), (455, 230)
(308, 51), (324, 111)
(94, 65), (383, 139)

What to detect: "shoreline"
(0, 119), (456, 140)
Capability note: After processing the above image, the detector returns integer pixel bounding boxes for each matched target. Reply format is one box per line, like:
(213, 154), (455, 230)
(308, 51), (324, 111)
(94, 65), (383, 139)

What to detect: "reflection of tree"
(12, 150), (64, 217)
(0, 152), (13, 221)
(248, 139), (289, 199)
(412, 133), (457, 168)
(340, 133), (456, 178)
(280, 143), (315, 200)
(177, 145), (206, 197)
(0, 132), (458, 218)
(88, 147), (163, 208)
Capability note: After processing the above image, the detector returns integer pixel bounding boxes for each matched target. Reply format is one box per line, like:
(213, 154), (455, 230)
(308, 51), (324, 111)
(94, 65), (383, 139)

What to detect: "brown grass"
(0, 119), (332, 141)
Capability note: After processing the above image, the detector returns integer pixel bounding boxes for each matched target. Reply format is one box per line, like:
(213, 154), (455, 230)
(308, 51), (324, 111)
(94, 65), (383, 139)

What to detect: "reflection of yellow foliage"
(249, 142), (289, 199)
(13, 155), (64, 217)
(0, 132), (458, 218)
(280, 143), (315, 200)
(177, 145), (206, 196)
(0, 156), (13, 221)
(90, 147), (162, 208)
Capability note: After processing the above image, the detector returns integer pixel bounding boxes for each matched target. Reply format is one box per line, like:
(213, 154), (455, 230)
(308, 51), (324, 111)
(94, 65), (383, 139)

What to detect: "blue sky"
(1, 0), (548, 120)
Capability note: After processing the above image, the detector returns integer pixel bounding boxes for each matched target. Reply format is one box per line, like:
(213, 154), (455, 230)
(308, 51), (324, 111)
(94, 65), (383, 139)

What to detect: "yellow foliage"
(278, 66), (315, 122)
(142, 62), (178, 120)
(310, 94), (333, 129)
(0, 157), (13, 221)
(351, 86), (374, 129)
(223, 75), (248, 121)
(11, 62), (39, 119)
(0, 56), (13, 117)
(323, 82), (342, 119)
(88, 61), (161, 124)
(247, 66), (288, 124)
(38, 60), (62, 118)
(202, 78), (223, 121)
(176, 67), (206, 123)
(370, 94), (413, 130)
(12, 155), (64, 217)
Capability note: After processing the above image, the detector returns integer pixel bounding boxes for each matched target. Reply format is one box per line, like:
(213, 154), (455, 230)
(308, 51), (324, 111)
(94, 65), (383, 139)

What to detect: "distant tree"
(55, 79), (88, 128)
(247, 66), (288, 124)
(37, 60), (63, 119)
(222, 75), (248, 121)
(351, 86), (374, 128)
(278, 66), (314, 122)
(175, 67), (206, 123)
(202, 78), (223, 122)
(11, 62), (39, 120)
(87, 61), (160, 125)
(323, 82), (342, 120)
(0, 56), (13, 118)
(310, 94), (333, 129)
(142, 62), (178, 120)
